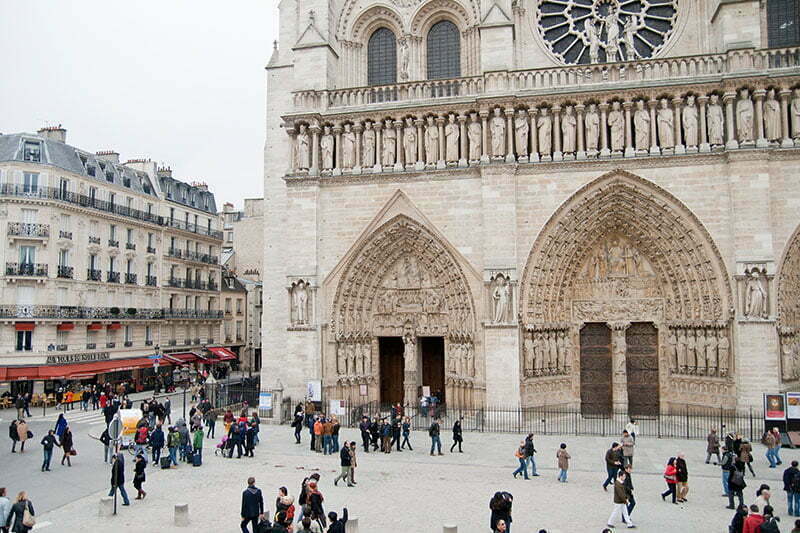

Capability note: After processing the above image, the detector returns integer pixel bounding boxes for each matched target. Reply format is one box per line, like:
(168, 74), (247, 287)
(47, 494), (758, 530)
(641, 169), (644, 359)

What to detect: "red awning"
(0, 367), (7, 380)
(208, 346), (237, 361)
(161, 352), (197, 365)
(2, 356), (155, 382)
(57, 323), (74, 331)
(87, 323), (103, 331)
(15, 323), (35, 331)
(107, 323), (122, 330)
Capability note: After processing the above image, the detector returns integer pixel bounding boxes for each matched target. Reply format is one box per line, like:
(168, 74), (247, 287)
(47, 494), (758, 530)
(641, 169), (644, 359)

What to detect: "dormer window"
(98, 161), (106, 171)
(23, 141), (41, 162)
(105, 171), (114, 182)
(87, 165), (96, 177)
(123, 177), (131, 188)
(143, 184), (151, 194)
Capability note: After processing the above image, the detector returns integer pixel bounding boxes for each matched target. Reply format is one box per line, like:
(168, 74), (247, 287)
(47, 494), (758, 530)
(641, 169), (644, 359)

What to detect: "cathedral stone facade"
(262, 0), (800, 413)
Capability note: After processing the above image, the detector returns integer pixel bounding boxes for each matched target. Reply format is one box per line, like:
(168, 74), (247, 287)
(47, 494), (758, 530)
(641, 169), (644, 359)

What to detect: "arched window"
(368, 27), (397, 86)
(427, 20), (461, 80)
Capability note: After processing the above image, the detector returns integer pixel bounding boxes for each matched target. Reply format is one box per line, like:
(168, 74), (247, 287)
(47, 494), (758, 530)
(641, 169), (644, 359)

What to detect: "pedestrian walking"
(761, 505), (781, 533)
(59, 426), (74, 467)
(307, 480), (326, 529)
(313, 417), (323, 453)
(240, 477), (264, 533)
(15, 420), (29, 454)
(707, 428), (721, 464)
(429, 417), (442, 456)
(348, 442), (358, 485)
(5, 491), (34, 533)
(740, 439), (756, 476)
(40, 430), (57, 472)
(292, 409), (304, 444)
(358, 416), (370, 452)
(150, 424), (164, 464)
(625, 419), (638, 442)
(108, 454), (131, 506)
(754, 484), (772, 511)
(721, 445), (736, 497)
(333, 441), (354, 487)
(489, 491), (513, 533)
(771, 427), (783, 466)
(623, 464), (636, 519)
(661, 457), (678, 504)
(133, 453), (147, 499)
(524, 433), (539, 477)
(675, 452), (689, 502)
(784, 460), (800, 516)
(296, 473), (320, 524)
(331, 416), (340, 453)
(205, 409), (217, 439)
(14, 396), (24, 421)
(602, 442), (623, 491)
(743, 504), (764, 533)
(390, 418), (401, 452)
(167, 426), (180, 467)
(380, 418), (391, 453)
(621, 430), (635, 466)
(0, 487), (10, 533)
(512, 441), (529, 480)
(164, 397), (172, 425)
(401, 417), (412, 450)
(766, 430), (779, 468)
(450, 418), (464, 453)
(54, 414), (67, 439)
(193, 425), (204, 460)
(727, 462), (747, 509)
(327, 508), (348, 533)
(556, 443), (570, 483)
(607, 470), (635, 529)
(729, 504), (748, 533)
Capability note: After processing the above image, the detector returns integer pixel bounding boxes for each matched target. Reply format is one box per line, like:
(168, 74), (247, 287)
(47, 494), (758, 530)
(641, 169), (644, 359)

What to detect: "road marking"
(32, 520), (53, 530)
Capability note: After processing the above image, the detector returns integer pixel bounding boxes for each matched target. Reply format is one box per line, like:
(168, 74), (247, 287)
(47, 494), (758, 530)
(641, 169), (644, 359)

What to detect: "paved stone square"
(34, 425), (798, 532)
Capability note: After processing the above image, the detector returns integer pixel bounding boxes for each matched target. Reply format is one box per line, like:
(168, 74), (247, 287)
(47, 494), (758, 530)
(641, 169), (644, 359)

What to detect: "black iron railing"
(88, 236), (101, 245)
(59, 230), (72, 239)
(126, 242), (136, 250)
(124, 273), (137, 284)
(0, 305), (222, 320)
(6, 262), (47, 276)
(146, 275), (157, 286)
(87, 268), (102, 281)
(107, 271), (120, 283)
(7, 222), (49, 237)
(57, 265), (74, 279)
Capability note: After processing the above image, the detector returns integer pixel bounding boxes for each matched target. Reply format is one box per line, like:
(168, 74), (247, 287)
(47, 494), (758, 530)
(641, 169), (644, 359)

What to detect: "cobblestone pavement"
(34, 426), (796, 532)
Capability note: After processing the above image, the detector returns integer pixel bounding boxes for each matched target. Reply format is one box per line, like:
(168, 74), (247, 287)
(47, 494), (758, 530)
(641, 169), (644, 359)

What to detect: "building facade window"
(768, 0), (800, 47)
(16, 330), (33, 351)
(427, 20), (461, 80)
(23, 141), (41, 162)
(368, 27), (397, 86)
(19, 245), (35, 265)
(22, 172), (38, 193)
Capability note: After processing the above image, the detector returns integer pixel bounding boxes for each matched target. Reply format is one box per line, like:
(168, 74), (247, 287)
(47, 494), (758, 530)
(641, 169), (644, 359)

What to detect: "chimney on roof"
(95, 150), (120, 164)
(190, 181), (208, 192)
(157, 166), (172, 178)
(37, 125), (67, 143)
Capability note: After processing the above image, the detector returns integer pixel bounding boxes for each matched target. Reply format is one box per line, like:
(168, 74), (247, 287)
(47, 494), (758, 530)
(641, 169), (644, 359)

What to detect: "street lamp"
(247, 342), (253, 378)
(172, 364), (197, 420)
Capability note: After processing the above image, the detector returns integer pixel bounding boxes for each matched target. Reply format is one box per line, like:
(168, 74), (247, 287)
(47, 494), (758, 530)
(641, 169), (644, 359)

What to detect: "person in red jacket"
(661, 457), (678, 504)
(742, 504), (764, 533)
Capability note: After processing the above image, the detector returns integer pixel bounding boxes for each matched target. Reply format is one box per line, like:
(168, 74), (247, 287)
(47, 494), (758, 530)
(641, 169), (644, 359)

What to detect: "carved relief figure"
(585, 103), (600, 151)
(337, 343), (346, 374)
(677, 329), (687, 371)
(563, 331), (573, 370)
(623, 15), (638, 61)
(792, 88), (800, 139)
(707, 94), (725, 145)
(533, 332), (543, 374)
(608, 101), (624, 151)
(633, 100), (650, 151)
(744, 270), (767, 319)
(585, 18), (600, 63)
(515, 111), (529, 156)
(657, 98), (674, 148)
(555, 331), (565, 370)
(524, 335), (534, 375)
(562, 105), (577, 153)
(468, 112), (482, 160)
(782, 341), (796, 381)
(764, 89), (782, 142)
(425, 116), (439, 164)
(685, 329), (697, 371)
(363, 122), (376, 166)
(492, 276), (510, 323)
(296, 124), (311, 170)
(604, 7), (621, 62)
(398, 38), (410, 81)
(537, 107), (552, 156)
(342, 123), (356, 168)
(320, 126), (334, 170)
(403, 117), (417, 164)
(717, 330), (729, 376)
(682, 95), (698, 147)
(736, 89), (754, 143)
(490, 108), (506, 157)
(667, 329), (678, 369)
(445, 114), (459, 162)
(293, 280), (308, 325)
(706, 330), (718, 374)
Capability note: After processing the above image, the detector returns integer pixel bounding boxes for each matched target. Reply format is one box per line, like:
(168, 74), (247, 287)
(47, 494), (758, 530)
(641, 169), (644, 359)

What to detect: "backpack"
(791, 470), (800, 493)
(729, 469), (746, 490)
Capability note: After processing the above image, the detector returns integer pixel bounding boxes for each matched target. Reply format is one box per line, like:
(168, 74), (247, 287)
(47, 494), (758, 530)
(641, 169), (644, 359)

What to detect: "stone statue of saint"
(382, 121), (396, 166)
(657, 98), (674, 148)
(363, 122), (376, 166)
(320, 126), (334, 170)
(585, 103), (600, 151)
(403, 117), (417, 164)
(490, 108), (506, 157)
(468, 113), (482, 160)
(425, 116), (439, 164)
(523, 336), (534, 375)
(537, 107), (552, 157)
(533, 332), (543, 374)
(585, 18), (600, 64)
(358, 343), (368, 375)
(296, 124), (310, 170)
(605, 7), (621, 62)
(341, 123), (356, 168)
(515, 111), (529, 156)
(782, 341), (795, 381)
(337, 343), (346, 374)
(705, 329), (718, 374)
(623, 15), (638, 61)
(562, 105), (577, 154)
(293, 281), (308, 324)
(682, 95), (698, 147)
(736, 88), (754, 143)
(633, 100), (650, 151)
(686, 329), (696, 370)
(745, 270), (767, 319)
(492, 276), (509, 323)
(792, 88), (800, 139)
(445, 114), (459, 162)
(676, 329), (687, 371)
(608, 101), (624, 151)
(707, 94), (724, 146)
(717, 330), (729, 376)
(764, 89), (782, 142)
(398, 38), (410, 81)
(667, 330), (678, 370)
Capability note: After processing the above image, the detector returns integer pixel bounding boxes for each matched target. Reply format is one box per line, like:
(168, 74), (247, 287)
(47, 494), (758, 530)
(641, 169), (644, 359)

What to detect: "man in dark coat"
(108, 453), (130, 506)
(359, 417), (370, 452)
(602, 442), (623, 491)
(327, 508), (348, 533)
(450, 419), (464, 453)
(675, 453), (689, 502)
(429, 418), (442, 456)
(240, 477), (264, 533)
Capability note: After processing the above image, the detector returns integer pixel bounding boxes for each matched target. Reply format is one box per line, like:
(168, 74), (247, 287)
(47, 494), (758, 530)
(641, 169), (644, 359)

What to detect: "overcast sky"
(0, 1), (279, 209)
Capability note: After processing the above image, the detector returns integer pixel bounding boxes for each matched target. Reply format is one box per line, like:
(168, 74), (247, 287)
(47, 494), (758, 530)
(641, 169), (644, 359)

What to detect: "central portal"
(420, 337), (445, 403)
(379, 337), (405, 405)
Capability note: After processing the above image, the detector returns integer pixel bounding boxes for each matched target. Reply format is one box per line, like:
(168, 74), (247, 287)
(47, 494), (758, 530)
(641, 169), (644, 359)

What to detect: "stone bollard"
(345, 516), (359, 533)
(98, 497), (114, 517)
(443, 524), (458, 533)
(174, 503), (189, 526)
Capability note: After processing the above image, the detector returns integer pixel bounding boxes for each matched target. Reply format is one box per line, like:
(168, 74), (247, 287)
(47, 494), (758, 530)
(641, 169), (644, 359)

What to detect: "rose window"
(537, 0), (679, 65)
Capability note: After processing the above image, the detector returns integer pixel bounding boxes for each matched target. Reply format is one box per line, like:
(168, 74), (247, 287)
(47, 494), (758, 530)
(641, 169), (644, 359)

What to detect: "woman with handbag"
(660, 457), (678, 504)
(133, 453), (147, 500)
(60, 426), (74, 467)
(15, 421), (29, 454)
(5, 491), (34, 533)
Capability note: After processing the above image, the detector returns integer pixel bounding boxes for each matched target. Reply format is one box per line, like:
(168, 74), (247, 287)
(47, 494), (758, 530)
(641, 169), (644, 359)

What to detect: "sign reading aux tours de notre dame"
(45, 352), (111, 365)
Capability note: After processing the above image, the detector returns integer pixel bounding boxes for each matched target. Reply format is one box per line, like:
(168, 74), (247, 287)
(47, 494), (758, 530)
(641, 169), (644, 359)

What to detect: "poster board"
(259, 392), (273, 410)
(307, 380), (322, 402)
(359, 384), (368, 397)
(765, 393), (787, 421)
(787, 392), (800, 419)
(329, 399), (345, 416)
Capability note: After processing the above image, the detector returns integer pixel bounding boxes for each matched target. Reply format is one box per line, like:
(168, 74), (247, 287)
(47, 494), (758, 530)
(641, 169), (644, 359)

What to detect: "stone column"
(648, 99), (660, 155)
(552, 104), (563, 161)
(353, 123), (363, 173)
(415, 118), (425, 170)
(480, 110), (490, 163)
(623, 100), (634, 158)
(458, 114), (468, 167)
(436, 116), (446, 169)
(285, 125), (297, 174)
(672, 96), (685, 155)
(697, 95), (710, 153)
(402, 336), (418, 406)
(576, 104), (586, 160)
(529, 108), (539, 162)
(310, 124), (321, 176)
(373, 121), (383, 173)
(780, 89), (794, 148)
(723, 92), (739, 150)
(394, 120), (404, 171)
(754, 89), (768, 148)
(610, 321), (630, 411)
(599, 102), (610, 158)
(332, 123), (343, 176)
(505, 107), (515, 163)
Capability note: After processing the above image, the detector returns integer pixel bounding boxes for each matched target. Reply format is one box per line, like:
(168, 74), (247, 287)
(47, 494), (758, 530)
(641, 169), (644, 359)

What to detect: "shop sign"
(45, 352), (111, 365)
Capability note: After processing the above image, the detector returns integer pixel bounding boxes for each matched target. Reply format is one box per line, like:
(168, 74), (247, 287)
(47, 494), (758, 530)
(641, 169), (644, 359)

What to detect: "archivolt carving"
(337, 0), (479, 41)
(351, 5), (405, 41)
(520, 170), (732, 326)
(409, 0), (476, 34)
(777, 223), (800, 381)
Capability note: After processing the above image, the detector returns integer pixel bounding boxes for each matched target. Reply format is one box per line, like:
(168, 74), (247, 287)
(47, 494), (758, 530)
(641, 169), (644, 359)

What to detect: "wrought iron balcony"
(86, 343), (96, 349)
(87, 268), (102, 281)
(163, 217), (223, 240)
(207, 337), (214, 343)
(161, 309), (223, 319)
(88, 236), (101, 245)
(192, 338), (200, 345)
(183, 339), (192, 345)
(106, 342), (116, 348)
(168, 277), (184, 288)
(107, 271), (120, 283)
(124, 273), (137, 284)
(147, 246), (156, 254)
(126, 242), (136, 250)
(58, 230), (72, 240)
(108, 239), (119, 247)
(168, 339), (177, 346)
(7, 222), (49, 238)
(57, 265), (74, 279)
(6, 262), (48, 277)
(208, 280), (218, 291)
(124, 340), (133, 347)
(167, 247), (219, 265)
(56, 344), (68, 351)
(145, 340), (154, 346)
(145, 275), (157, 287)
(0, 305), (162, 320)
